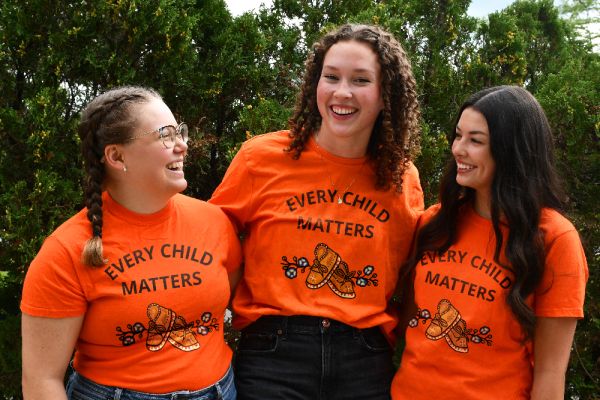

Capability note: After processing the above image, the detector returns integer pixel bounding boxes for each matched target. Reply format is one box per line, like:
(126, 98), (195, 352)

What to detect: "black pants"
(234, 315), (394, 400)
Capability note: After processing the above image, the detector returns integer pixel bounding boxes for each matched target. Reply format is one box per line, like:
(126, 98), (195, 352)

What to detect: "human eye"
(355, 77), (371, 84)
(158, 126), (176, 141)
(322, 73), (338, 81)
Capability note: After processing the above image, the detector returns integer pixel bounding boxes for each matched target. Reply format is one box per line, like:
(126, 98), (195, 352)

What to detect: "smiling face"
(452, 107), (496, 215)
(315, 40), (384, 157)
(109, 98), (188, 212)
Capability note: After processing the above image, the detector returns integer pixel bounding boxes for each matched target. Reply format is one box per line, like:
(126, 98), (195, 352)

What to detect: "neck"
(314, 131), (369, 159)
(474, 191), (492, 220)
(107, 187), (171, 214)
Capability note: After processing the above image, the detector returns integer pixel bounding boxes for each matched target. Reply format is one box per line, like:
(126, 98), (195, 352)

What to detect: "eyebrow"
(322, 65), (377, 75)
(455, 126), (488, 135)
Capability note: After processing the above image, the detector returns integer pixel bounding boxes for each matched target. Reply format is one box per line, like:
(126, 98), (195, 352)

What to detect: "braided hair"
(78, 86), (160, 266)
(288, 24), (421, 191)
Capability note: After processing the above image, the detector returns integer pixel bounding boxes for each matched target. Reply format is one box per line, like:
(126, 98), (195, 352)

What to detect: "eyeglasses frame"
(127, 122), (189, 148)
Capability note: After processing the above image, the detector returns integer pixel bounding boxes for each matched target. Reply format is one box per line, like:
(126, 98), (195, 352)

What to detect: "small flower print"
(408, 308), (432, 328)
(297, 257), (309, 268)
(201, 312), (212, 323)
(121, 335), (135, 346)
(285, 267), (298, 279)
(281, 255), (311, 279)
(198, 326), (209, 336)
(466, 326), (493, 346)
(352, 265), (378, 287)
(116, 322), (146, 346)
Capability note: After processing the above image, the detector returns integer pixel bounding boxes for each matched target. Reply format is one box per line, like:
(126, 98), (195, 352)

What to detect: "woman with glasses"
(21, 86), (241, 399)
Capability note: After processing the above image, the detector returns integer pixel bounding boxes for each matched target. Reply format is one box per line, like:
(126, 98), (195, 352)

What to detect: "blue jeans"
(66, 364), (236, 400)
(234, 315), (393, 400)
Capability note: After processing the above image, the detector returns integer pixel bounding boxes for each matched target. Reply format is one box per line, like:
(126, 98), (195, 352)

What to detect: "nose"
(173, 136), (188, 153)
(333, 79), (352, 99)
(451, 137), (465, 157)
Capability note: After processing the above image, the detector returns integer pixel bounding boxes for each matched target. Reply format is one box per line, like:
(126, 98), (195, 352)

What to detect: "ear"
(103, 144), (127, 172)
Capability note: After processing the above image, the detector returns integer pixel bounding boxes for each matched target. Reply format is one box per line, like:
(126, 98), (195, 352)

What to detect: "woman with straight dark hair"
(392, 86), (588, 399)
(210, 23), (423, 399)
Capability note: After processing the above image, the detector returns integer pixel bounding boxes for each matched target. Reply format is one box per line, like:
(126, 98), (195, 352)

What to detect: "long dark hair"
(409, 86), (566, 339)
(287, 23), (421, 191)
(78, 86), (160, 266)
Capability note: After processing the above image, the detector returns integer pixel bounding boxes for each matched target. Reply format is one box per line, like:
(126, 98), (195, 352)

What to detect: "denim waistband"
(243, 315), (381, 335)
(66, 364), (234, 400)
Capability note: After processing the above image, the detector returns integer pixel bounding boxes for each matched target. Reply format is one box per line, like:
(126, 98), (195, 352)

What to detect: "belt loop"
(279, 316), (288, 335)
(216, 379), (224, 399)
(113, 387), (123, 400)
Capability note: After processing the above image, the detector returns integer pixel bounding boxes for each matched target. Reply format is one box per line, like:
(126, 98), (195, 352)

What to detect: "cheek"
(316, 81), (326, 100)
(316, 84), (328, 113)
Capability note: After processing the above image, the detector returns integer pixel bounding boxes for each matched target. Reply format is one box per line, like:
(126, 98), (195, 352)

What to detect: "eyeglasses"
(128, 123), (189, 149)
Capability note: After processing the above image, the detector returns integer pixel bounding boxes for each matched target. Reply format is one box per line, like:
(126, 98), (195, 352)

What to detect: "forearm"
(531, 317), (577, 400)
(21, 314), (83, 400)
(22, 376), (68, 400)
(530, 369), (566, 400)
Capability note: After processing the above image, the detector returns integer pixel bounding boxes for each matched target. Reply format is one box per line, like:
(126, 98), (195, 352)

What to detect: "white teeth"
(457, 162), (475, 170)
(167, 161), (183, 170)
(332, 106), (356, 115)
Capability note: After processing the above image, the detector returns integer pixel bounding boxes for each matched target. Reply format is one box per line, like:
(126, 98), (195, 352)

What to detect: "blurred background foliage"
(0, 0), (598, 398)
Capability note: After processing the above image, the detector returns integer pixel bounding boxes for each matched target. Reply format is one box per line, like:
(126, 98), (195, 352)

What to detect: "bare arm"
(22, 313), (84, 400)
(530, 317), (577, 400)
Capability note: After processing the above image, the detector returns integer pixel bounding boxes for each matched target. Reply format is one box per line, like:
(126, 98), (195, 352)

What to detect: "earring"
(123, 165), (127, 172)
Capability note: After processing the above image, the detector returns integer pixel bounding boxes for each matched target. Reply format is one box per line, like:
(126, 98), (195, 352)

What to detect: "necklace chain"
(314, 135), (365, 205)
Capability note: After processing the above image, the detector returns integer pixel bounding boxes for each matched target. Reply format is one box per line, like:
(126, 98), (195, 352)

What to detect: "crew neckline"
(102, 191), (174, 226)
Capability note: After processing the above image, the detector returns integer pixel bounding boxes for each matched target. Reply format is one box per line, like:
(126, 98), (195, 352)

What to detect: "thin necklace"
(314, 134), (366, 205)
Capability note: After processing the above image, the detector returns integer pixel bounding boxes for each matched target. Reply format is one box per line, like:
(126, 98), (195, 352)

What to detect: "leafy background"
(0, 0), (598, 398)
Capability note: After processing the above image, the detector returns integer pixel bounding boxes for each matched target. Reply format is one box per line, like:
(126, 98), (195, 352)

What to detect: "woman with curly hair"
(21, 86), (241, 399)
(392, 86), (588, 399)
(210, 23), (423, 399)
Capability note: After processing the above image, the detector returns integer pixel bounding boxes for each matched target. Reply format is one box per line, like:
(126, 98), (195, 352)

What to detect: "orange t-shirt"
(21, 192), (241, 393)
(392, 205), (588, 399)
(209, 131), (424, 342)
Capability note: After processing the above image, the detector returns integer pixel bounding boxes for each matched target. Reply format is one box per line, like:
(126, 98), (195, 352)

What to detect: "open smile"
(331, 105), (357, 116)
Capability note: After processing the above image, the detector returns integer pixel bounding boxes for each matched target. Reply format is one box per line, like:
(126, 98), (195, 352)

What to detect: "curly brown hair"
(288, 23), (421, 191)
(78, 86), (160, 266)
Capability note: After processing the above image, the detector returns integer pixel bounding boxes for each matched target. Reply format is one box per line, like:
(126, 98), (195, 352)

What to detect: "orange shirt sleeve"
(535, 229), (588, 318)
(21, 235), (88, 318)
(209, 143), (255, 234)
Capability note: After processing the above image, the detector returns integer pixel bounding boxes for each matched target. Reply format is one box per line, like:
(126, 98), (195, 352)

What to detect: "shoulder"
(48, 207), (90, 244)
(539, 208), (577, 239)
(400, 161), (423, 198)
(420, 203), (441, 223)
(234, 130), (297, 174)
(239, 131), (293, 159)
(174, 194), (231, 221)
(403, 161), (420, 177)
(240, 130), (291, 152)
